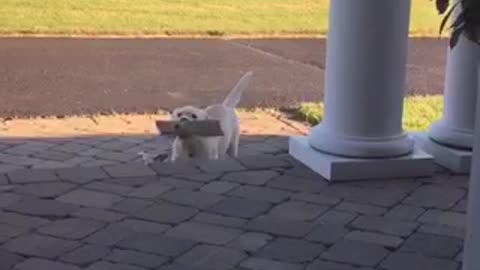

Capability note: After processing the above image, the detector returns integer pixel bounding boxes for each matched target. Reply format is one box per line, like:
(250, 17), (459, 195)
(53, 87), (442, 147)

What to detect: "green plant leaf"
(435, 0), (450, 14)
(450, 24), (466, 47)
(439, 3), (459, 34)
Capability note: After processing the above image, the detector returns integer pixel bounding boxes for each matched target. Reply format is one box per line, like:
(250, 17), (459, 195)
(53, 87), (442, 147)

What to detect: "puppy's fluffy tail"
(222, 71), (253, 108)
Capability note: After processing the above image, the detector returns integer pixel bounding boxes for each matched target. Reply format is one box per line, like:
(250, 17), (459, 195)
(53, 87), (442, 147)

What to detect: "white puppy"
(170, 71), (253, 162)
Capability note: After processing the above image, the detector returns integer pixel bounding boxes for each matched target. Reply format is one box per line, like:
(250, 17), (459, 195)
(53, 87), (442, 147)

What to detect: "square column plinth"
(413, 133), (472, 174)
(289, 136), (434, 182)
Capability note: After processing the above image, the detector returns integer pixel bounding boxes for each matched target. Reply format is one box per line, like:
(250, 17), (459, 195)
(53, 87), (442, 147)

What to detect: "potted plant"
(434, 0), (480, 47)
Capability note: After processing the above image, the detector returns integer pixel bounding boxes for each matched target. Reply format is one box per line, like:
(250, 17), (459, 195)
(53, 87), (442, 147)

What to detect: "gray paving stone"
(135, 203), (198, 224)
(57, 189), (123, 208)
(353, 178), (423, 193)
(196, 158), (245, 173)
(14, 258), (81, 270)
(209, 197), (272, 218)
(351, 216), (419, 237)
(95, 151), (136, 162)
(306, 225), (349, 244)
(222, 170), (279, 186)
(166, 221), (242, 245)
(110, 198), (153, 214)
(105, 176), (159, 187)
(418, 224), (465, 239)
(176, 172), (222, 183)
(117, 219), (171, 234)
(316, 210), (357, 226)
(193, 212), (247, 228)
(259, 238), (324, 263)
(157, 177), (203, 190)
(150, 161), (202, 176)
(85, 261), (147, 270)
(245, 215), (314, 238)
(404, 185), (465, 210)
(322, 240), (390, 267)
(452, 199), (467, 213)
(229, 185), (291, 203)
(32, 150), (77, 162)
(237, 155), (291, 170)
(306, 260), (374, 270)
(60, 244), (110, 265)
(8, 169), (58, 184)
(0, 164), (23, 174)
(0, 211), (49, 228)
(127, 182), (173, 199)
(0, 250), (23, 270)
(103, 163), (156, 178)
(418, 209), (466, 229)
(77, 148), (104, 157)
(269, 201), (328, 221)
(84, 224), (135, 246)
(6, 198), (78, 217)
(335, 202), (387, 216)
(228, 232), (273, 252)
(0, 193), (25, 208)
(0, 235), (9, 245)
(385, 205), (426, 221)
(38, 218), (106, 240)
(455, 251), (463, 262)
(176, 245), (246, 270)
(81, 159), (118, 167)
(56, 167), (108, 184)
(98, 140), (138, 151)
(323, 185), (407, 208)
(0, 154), (44, 166)
(291, 192), (341, 206)
(4, 233), (80, 259)
(201, 181), (239, 194)
(33, 161), (72, 169)
(267, 175), (327, 193)
(105, 248), (168, 268)
(0, 223), (27, 238)
(85, 181), (134, 196)
(0, 173), (9, 185)
(381, 252), (459, 270)
(14, 182), (76, 198)
(240, 257), (303, 270)
(72, 207), (126, 222)
(117, 233), (196, 257)
(3, 145), (43, 155)
(54, 143), (92, 153)
(400, 232), (463, 258)
(345, 231), (403, 248)
(161, 189), (225, 209)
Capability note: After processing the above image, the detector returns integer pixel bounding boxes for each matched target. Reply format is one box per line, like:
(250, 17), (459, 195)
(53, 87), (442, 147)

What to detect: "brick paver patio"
(0, 136), (466, 270)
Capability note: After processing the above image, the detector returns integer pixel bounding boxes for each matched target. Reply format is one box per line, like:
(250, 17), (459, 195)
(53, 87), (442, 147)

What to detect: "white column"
(309, 0), (413, 158)
(289, 0), (434, 181)
(462, 64), (480, 270)
(428, 35), (479, 149)
(413, 20), (480, 173)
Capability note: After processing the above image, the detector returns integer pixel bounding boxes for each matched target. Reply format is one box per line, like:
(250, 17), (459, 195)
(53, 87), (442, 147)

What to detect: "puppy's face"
(171, 106), (208, 122)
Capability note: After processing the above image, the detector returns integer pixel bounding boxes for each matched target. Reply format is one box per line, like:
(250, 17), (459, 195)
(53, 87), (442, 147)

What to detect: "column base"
(428, 121), (473, 149)
(413, 132), (472, 174)
(289, 136), (434, 182)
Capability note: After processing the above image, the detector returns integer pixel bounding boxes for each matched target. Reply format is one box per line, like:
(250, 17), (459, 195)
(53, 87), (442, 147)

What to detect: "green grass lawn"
(0, 0), (444, 36)
(297, 96), (444, 132)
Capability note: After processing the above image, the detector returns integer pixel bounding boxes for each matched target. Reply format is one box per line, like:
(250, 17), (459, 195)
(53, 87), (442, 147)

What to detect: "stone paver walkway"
(0, 112), (307, 172)
(0, 136), (466, 270)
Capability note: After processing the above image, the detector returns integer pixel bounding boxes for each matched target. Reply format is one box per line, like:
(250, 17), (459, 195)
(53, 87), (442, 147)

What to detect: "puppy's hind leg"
(227, 128), (240, 158)
(207, 145), (219, 160)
